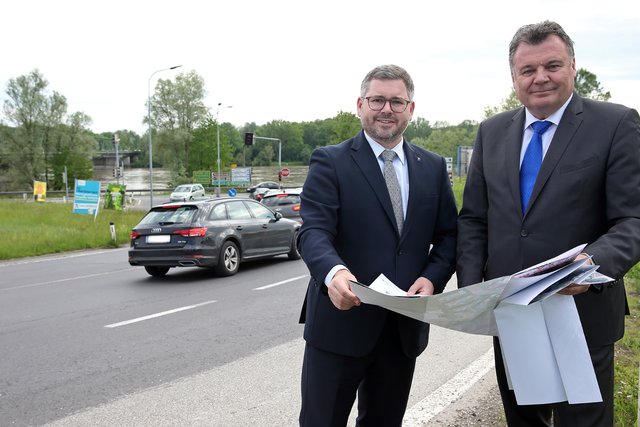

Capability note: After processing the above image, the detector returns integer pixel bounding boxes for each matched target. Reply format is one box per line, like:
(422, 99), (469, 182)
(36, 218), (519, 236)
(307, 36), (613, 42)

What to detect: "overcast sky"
(2, 0), (639, 135)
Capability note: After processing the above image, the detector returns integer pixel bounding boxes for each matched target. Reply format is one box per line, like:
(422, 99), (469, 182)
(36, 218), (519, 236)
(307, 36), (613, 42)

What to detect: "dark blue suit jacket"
(298, 130), (457, 358)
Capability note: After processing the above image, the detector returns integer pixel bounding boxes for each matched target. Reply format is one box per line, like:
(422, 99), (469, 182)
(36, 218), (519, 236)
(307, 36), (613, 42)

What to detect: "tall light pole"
(216, 103), (232, 197)
(148, 65), (182, 207)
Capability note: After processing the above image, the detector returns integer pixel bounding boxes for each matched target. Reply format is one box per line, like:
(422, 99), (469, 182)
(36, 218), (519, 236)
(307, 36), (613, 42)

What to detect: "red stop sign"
(280, 168), (290, 177)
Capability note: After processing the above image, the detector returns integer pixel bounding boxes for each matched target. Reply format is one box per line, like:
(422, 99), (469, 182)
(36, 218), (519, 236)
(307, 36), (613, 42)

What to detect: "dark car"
(246, 181), (281, 200)
(128, 198), (301, 277)
(260, 188), (302, 223)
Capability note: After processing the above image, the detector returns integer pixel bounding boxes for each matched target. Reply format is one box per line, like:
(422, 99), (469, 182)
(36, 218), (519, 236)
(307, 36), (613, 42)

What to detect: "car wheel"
(216, 241), (240, 276)
(288, 231), (301, 260)
(145, 266), (170, 277)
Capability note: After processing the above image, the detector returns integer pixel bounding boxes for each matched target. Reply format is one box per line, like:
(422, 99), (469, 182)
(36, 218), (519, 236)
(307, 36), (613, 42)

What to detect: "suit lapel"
(505, 109), (526, 215)
(350, 132), (398, 232)
(527, 95), (584, 212)
(403, 144), (423, 238)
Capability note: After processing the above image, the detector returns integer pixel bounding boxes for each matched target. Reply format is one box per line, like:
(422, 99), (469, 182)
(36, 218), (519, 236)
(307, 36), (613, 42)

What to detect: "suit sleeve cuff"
(325, 265), (348, 288)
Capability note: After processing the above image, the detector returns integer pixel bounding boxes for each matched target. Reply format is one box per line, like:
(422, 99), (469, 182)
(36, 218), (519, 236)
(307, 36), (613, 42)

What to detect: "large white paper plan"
(348, 244), (613, 405)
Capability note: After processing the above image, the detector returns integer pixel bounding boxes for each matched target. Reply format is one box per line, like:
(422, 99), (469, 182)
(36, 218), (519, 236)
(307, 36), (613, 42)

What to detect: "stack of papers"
(350, 244), (614, 405)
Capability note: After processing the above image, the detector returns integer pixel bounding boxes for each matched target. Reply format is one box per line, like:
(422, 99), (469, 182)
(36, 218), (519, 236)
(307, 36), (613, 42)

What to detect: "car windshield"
(173, 185), (191, 192)
(138, 205), (199, 225)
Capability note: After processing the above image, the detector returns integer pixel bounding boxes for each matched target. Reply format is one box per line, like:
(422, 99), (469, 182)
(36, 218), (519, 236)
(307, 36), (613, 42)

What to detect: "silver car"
(169, 184), (206, 202)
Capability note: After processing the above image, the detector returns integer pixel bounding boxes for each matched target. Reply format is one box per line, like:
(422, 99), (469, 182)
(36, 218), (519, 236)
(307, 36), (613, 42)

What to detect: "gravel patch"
(425, 369), (507, 426)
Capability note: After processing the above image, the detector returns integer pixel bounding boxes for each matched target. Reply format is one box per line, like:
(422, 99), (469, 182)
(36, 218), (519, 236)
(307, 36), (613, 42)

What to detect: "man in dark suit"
(457, 21), (640, 426)
(297, 64), (457, 426)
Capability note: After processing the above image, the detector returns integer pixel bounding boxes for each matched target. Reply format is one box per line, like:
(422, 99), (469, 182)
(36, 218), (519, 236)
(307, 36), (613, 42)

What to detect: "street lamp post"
(216, 103), (232, 197)
(147, 65), (182, 207)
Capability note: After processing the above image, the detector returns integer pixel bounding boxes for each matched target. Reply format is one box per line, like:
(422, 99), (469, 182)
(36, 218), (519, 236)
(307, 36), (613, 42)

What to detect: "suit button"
(397, 250), (403, 256)
(520, 229), (528, 237)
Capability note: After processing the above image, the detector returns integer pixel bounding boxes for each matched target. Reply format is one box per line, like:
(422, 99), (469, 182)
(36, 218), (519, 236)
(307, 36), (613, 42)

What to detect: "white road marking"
(104, 300), (217, 328)
(2, 268), (132, 291)
(253, 274), (309, 290)
(403, 348), (495, 426)
(0, 248), (125, 268)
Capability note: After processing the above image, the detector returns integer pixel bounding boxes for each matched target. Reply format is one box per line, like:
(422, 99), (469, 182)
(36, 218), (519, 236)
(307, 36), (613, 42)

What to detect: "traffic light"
(244, 132), (254, 146)
(112, 168), (117, 177)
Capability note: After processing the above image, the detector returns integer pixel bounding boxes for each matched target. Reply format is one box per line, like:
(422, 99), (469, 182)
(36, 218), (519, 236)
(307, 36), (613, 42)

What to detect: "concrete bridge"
(92, 151), (142, 167)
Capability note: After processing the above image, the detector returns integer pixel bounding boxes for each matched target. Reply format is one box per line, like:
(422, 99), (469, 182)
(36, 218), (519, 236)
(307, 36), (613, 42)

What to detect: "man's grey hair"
(508, 20), (575, 71)
(360, 64), (415, 100)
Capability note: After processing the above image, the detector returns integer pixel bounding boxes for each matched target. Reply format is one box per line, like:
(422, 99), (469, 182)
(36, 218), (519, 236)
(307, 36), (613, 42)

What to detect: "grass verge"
(0, 201), (144, 260)
(615, 264), (640, 427)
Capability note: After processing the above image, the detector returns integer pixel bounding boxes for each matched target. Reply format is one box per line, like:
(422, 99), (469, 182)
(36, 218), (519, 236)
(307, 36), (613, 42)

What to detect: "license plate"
(147, 235), (171, 243)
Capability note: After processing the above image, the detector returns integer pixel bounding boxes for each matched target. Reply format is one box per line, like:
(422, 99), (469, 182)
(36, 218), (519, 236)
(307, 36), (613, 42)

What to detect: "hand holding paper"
(349, 244), (615, 405)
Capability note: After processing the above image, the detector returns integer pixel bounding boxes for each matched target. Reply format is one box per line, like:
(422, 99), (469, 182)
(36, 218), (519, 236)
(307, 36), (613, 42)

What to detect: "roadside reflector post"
(109, 222), (117, 243)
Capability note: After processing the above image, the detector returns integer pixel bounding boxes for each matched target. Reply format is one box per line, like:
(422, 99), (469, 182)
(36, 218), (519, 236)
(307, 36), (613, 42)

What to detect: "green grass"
(615, 264), (640, 427)
(0, 201), (144, 260)
(452, 177), (465, 210)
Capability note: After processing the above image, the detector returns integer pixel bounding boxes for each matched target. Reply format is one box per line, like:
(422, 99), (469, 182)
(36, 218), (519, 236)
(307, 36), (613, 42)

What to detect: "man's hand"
(407, 277), (435, 296)
(558, 283), (590, 296)
(328, 269), (361, 310)
(557, 252), (592, 296)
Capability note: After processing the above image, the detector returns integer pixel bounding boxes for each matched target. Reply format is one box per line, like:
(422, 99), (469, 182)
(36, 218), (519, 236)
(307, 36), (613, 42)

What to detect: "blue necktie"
(520, 120), (553, 213)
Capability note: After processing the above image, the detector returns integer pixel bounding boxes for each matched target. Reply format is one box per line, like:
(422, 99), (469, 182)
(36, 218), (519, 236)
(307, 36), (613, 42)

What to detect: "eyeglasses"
(364, 96), (411, 113)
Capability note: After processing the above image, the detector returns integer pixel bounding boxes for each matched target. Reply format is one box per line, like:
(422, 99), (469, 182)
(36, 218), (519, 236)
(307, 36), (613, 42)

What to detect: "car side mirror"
(274, 212), (283, 221)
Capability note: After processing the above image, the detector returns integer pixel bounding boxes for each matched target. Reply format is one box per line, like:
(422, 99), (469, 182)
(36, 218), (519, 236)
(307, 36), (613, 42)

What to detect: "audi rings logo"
(152, 227), (162, 233)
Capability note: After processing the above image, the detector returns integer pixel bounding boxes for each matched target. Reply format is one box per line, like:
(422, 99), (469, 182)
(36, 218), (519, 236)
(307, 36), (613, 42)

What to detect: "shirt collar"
(524, 93), (573, 130)
(363, 131), (406, 164)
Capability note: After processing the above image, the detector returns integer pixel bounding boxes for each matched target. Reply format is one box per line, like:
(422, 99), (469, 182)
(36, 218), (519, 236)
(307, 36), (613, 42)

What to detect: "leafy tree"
(257, 120), (305, 163)
(146, 70), (208, 178)
(147, 70), (208, 132)
(405, 117), (432, 142)
(253, 144), (275, 166)
(301, 118), (333, 151)
(190, 117), (237, 175)
(2, 69), (49, 187)
(48, 112), (96, 190)
(41, 92), (68, 185)
(412, 125), (476, 160)
(575, 68), (611, 101)
(483, 89), (521, 119)
(0, 69), (97, 190)
(329, 111), (361, 145)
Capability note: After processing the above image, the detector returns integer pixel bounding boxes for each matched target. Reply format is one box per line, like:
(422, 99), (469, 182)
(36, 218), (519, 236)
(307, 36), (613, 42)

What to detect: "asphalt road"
(0, 248), (498, 426)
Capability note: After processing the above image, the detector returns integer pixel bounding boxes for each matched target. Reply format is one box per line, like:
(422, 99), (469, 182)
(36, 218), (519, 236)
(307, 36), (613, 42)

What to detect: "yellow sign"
(33, 181), (47, 202)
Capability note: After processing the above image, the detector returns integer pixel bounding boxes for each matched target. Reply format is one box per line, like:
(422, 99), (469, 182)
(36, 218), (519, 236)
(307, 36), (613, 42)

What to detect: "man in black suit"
(457, 21), (640, 426)
(297, 64), (457, 426)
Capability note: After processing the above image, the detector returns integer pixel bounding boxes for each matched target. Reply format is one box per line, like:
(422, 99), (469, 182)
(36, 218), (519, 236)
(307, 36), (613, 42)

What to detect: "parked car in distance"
(169, 184), (206, 202)
(260, 188), (303, 223)
(128, 198), (301, 277)
(246, 181), (281, 200)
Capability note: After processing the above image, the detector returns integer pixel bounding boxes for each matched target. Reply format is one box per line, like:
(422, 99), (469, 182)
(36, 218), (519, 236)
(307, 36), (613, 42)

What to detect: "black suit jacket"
(298, 130), (457, 358)
(457, 94), (640, 346)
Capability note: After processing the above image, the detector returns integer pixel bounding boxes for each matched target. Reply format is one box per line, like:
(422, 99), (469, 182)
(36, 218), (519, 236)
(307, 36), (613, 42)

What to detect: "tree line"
(0, 68), (610, 191)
